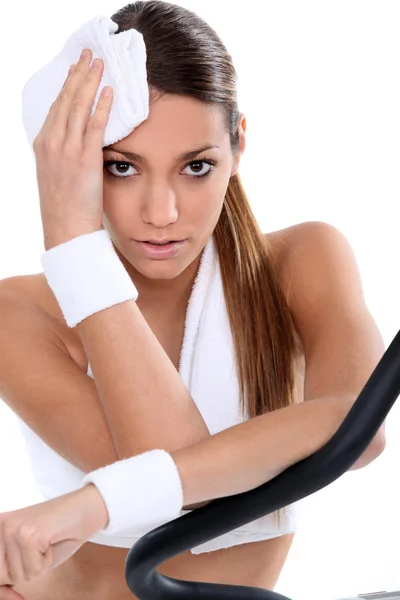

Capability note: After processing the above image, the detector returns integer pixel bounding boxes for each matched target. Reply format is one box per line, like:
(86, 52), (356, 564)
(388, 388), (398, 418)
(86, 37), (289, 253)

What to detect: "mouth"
(135, 239), (187, 259)
(144, 240), (181, 246)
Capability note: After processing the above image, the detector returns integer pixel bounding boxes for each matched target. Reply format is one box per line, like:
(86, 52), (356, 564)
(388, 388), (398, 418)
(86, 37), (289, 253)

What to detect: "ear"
(230, 113), (247, 177)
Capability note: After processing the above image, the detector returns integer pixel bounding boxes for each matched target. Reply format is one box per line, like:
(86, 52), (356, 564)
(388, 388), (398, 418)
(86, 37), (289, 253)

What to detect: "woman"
(0, 1), (386, 599)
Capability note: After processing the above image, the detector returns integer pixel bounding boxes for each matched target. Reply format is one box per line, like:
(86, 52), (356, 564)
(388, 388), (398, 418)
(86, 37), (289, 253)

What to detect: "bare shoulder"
(263, 220), (352, 363)
(0, 272), (63, 321)
(264, 219), (347, 301)
(0, 273), (84, 367)
(264, 222), (304, 266)
(263, 221), (309, 298)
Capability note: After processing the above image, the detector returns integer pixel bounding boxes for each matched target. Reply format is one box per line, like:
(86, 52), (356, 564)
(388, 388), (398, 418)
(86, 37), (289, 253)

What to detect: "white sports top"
(15, 236), (305, 553)
(15, 357), (303, 554)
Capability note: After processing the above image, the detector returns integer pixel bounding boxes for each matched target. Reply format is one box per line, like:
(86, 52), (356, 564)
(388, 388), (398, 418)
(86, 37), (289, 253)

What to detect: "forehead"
(117, 93), (228, 150)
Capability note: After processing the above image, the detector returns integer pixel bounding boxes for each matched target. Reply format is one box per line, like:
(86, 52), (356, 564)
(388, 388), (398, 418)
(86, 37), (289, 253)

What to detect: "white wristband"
(40, 229), (138, 328)
(79, 449), (184, 534)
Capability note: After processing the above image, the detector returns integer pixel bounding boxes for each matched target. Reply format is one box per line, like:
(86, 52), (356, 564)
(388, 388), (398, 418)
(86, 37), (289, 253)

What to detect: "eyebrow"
(103, 144), (220, 163)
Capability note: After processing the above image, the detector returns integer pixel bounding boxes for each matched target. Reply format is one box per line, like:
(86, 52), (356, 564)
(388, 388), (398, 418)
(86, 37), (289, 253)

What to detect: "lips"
(146, 241), (176, 245)
(135, 239), (187, 258)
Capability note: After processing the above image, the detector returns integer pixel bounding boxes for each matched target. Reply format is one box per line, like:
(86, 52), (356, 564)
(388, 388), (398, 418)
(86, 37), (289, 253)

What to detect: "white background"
(0, 2), (399, 599)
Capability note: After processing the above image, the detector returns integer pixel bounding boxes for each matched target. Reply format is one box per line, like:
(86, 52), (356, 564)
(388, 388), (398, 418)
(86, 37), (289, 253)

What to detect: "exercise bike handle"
(124, 328), (400, 599)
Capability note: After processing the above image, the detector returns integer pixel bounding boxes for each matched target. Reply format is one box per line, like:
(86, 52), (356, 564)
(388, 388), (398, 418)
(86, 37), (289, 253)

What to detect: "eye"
(103, 161), (136, 178)
(182, 159), (216, 178)
(103, 158), (217, 180)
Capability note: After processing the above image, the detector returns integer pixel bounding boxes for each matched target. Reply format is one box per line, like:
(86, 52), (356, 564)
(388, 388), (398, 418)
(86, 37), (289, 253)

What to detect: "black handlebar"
(124, 328), (400, 599)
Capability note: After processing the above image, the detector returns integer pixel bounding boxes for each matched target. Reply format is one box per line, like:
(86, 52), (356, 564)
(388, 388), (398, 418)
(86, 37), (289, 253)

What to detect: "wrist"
(78, 483), (110, 531)
(43, 224), (103, 250)
(40, 229), (138, 328)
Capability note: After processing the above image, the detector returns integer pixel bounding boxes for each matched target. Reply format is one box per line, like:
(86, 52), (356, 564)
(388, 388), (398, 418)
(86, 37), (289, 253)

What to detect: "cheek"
(189, 185), (226, 224)
(102, 187), (132, 221)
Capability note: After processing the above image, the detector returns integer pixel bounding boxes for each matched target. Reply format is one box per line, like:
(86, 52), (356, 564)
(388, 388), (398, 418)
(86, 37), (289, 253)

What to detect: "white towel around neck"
(16, 233), (304, 554)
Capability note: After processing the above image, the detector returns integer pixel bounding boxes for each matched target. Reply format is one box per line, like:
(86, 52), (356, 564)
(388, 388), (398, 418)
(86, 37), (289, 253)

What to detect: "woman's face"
(101, 93), (246, 292)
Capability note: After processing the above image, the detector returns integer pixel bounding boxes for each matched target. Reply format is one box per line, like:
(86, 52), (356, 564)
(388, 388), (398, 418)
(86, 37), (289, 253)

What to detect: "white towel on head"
(21, 15), (149, 152)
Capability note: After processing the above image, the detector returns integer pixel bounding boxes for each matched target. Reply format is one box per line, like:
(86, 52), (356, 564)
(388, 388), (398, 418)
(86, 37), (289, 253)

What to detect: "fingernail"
(91, 58), (101, 70)
(80, 49), (89, 60)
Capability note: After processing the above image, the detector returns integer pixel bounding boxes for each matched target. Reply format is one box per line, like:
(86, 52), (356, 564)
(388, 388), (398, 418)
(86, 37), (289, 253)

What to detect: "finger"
(50, 540), (84, 570)
(66, 57), (106, 146)
(41, 49), (93, 141)
(0, 586), (25, 600)
(17, 530), (50, 582)
(0, 526), (12, 586)
(1, 530), (25, 586)
(37, 62), (78, 141)
(85, 84), (113, 153)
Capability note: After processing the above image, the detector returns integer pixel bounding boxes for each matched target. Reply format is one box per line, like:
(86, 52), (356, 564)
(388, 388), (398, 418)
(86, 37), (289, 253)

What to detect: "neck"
(111, 242), (202, 314)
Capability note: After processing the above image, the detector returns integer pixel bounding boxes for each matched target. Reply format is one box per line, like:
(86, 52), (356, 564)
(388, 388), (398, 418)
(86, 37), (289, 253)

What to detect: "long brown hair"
(110, 0), (301, 527)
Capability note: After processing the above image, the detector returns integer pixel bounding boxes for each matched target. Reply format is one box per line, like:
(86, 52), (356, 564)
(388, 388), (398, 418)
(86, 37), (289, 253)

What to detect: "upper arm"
(281, 221), (386, 443)
(0, 284), (119, 474)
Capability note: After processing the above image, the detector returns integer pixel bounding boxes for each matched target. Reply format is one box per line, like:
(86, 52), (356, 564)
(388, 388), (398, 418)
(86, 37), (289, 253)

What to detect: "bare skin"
(3, 49), (383, 599)
(7, 228), (305, 600)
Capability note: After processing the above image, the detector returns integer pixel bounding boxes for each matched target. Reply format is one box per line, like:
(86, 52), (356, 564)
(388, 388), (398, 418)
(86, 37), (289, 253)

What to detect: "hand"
(33, 48), (114, 250)
(0, 484), (109, 588)
(0, 585), (25, 600)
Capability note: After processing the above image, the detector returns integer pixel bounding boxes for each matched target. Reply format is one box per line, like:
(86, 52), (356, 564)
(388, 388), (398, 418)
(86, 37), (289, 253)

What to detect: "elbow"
(368, 431), (386, 463)
(370, 422), (387, 462)
(374, 426), (387, 456)
(348, 426), (386, 471)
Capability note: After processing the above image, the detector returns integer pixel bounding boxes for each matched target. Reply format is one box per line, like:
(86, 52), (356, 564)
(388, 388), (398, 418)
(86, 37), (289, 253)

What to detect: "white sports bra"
(15, 235), (305, 553)
(15, 357), (303, 554)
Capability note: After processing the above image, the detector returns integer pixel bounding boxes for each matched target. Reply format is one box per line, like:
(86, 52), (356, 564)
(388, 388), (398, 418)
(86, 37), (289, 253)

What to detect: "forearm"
(80, 395), (385, 534)
(84, 395), (352, 532)
(75, 299), (210, 459)
(169, 396), (363, 507)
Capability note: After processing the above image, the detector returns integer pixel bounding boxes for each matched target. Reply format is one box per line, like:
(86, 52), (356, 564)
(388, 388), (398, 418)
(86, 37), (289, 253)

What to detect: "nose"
(140, 184), (179, 228)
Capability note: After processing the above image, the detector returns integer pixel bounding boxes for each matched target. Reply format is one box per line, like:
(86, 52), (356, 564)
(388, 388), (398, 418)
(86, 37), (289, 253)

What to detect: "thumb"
(44, 539), (84, 571)
(0, 586), (25, 600)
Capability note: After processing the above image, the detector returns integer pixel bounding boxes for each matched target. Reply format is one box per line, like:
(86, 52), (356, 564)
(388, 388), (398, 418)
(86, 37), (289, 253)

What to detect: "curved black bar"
(125, 328), (400, 599)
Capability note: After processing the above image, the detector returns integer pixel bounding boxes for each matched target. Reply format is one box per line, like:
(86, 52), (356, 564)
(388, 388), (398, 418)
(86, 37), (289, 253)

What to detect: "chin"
(134, 255), (189, 277)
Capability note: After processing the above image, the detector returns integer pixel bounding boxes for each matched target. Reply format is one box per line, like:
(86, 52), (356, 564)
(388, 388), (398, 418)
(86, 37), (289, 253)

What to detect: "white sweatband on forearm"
(40, 229), (138, 328)
(79, 449), (184, 534)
